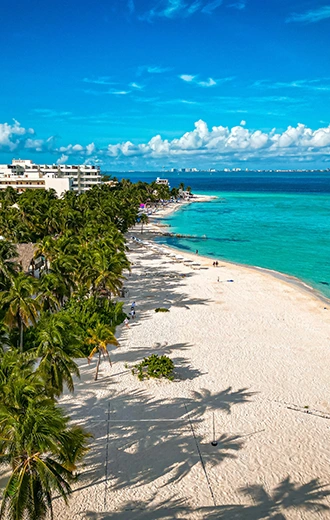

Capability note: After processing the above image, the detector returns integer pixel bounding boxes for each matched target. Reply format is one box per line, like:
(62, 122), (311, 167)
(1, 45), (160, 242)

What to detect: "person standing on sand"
(196, 250), (198, 254)
(124, 317), (129, 327)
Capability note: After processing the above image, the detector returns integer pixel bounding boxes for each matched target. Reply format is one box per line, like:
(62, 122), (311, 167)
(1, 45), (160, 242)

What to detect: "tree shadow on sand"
(82, 477), (330, 519)
(112, 340), (205, 381)
(112, 340), (192, 365)
(120, 249), (211, 316)
(206, 477), (330, 519)
(68, 386), (254, 492)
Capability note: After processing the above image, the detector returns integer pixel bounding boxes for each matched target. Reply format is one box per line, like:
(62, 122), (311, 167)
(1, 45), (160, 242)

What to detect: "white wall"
(44, 177), (72, 197)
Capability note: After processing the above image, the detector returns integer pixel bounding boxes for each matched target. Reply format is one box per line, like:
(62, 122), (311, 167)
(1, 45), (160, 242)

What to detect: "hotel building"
(0, 159), (102, 197)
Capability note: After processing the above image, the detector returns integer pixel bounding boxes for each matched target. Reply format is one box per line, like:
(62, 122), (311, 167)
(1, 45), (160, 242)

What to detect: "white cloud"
(83, 77), (116, 86)
(109, 90), (131, 95)
(25, 138), (44, 151)
(100, 120), (330, 162)
(180, 74), (195, 82)
(58, 144), (83, 153)
(147, 66), (171, 74)
(0, 120), (34, 151)
(198, 77), (216, 87)
(136, 65), (172, 76)
(180, 75), (234, 88)
(2, 119), (330, 167)
(129, 82), (144, 89)
(202, 0), (223, 15)
(228, 1), (246, 9)
(180, 74), (218, 87)
(140, 0), (224, 20)
(286, 5), (330, 24)
(56, 154), (69, 165)
(86, 143), (96, 155)
(33, 109), (72, 118)
(253, 79), (330, 92)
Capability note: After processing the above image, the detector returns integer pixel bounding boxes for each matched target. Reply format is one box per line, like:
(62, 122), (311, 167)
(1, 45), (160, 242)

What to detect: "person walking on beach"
(124, 317), (129, 327)
(130, 309), (135, 319)
(196, 249), (198, 254)
(131, 301), (136, 311)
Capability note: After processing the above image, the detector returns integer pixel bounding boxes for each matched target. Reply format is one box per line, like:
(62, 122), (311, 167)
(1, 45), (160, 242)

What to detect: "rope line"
(104, 402), (111, 509)
(184, 404), (216, 507)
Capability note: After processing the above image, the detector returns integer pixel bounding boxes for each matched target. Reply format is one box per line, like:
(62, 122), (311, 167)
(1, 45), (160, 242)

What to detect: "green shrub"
(155, 307), (169, 313)
(132, 354), (174, 381)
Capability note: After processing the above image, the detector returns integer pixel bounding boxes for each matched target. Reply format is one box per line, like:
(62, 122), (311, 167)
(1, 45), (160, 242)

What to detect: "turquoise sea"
(114, 171), (330, 299)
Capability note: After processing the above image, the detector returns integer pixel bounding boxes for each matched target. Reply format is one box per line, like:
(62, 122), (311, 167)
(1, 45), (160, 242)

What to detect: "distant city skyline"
(1, 0), (330, 169)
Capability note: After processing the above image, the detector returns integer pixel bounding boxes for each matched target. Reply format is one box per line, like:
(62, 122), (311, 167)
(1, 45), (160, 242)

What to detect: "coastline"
(52, 193), (330, 518)
(135, 194), (330, 307)
(55, 207), (330, 518)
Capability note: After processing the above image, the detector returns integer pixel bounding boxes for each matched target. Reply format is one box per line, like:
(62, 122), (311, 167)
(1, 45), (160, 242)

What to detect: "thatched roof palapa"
(16, 243), (37, 273)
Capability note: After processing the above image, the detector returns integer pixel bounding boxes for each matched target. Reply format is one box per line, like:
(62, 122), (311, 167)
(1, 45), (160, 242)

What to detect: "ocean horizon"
(112, 170), (330, 299)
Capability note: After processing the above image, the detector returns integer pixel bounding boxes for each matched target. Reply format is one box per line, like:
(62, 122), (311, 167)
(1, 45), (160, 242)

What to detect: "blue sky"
(1, 0), (330, 170)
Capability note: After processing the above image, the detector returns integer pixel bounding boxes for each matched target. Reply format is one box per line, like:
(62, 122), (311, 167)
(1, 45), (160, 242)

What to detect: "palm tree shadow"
(82, 478), (330, 519)
(205, 477), (330, 519)
(186, 386), (256, 418)
(67, 385), (254, 492)
(120, 252), (211, 316)
(83, 495), (188, 519)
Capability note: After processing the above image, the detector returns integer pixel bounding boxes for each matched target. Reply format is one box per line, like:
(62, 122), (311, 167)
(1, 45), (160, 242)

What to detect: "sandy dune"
(53, 213), (330, 519)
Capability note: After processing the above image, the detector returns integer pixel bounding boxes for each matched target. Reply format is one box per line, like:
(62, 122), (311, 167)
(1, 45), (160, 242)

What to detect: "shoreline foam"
(143, 194), (330, 306)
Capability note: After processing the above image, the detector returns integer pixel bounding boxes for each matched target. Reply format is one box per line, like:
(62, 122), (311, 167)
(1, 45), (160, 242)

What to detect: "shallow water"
(114, 171), (330, 298)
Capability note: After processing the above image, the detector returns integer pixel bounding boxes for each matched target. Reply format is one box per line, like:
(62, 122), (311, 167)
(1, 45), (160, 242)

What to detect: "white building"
(155, 177), (170, 186)
(0, 159), (102, 196)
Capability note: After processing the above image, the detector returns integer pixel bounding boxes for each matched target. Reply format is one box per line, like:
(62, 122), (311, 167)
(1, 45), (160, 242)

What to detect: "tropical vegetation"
(0, 177), (179, 518)
(132, 354), (175, 381)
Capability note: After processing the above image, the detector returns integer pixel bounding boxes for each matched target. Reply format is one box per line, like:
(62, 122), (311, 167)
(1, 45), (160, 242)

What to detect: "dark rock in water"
(319, 281), (330, 286)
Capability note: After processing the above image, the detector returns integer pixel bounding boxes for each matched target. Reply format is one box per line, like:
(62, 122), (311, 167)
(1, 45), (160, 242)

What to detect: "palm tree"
(0, 273), (41, 352)
(94, 251), (128, 297)
(34, 313), (83, 397)
(80, 247), (129, 298)
(34, 236), (58, 272)
(2, 186), (18, 205)
(0, 395), (89, 520)
(50, 254), (78, 298)
(43, 204), (63, 236)
(39, 272), (68, 311)
(0, 240), (20, 289)
(139, 213), (148, 234)
(87, 323), (119, 380)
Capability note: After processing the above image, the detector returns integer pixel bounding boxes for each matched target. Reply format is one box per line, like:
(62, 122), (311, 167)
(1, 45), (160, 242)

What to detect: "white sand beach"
(54, 201), (330, 519)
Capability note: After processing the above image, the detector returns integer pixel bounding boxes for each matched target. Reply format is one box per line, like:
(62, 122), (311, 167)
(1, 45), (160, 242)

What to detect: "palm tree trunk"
(95, 350), (101, 381)
(18, 314), (23, 353)
(105, 349), (112, 368)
